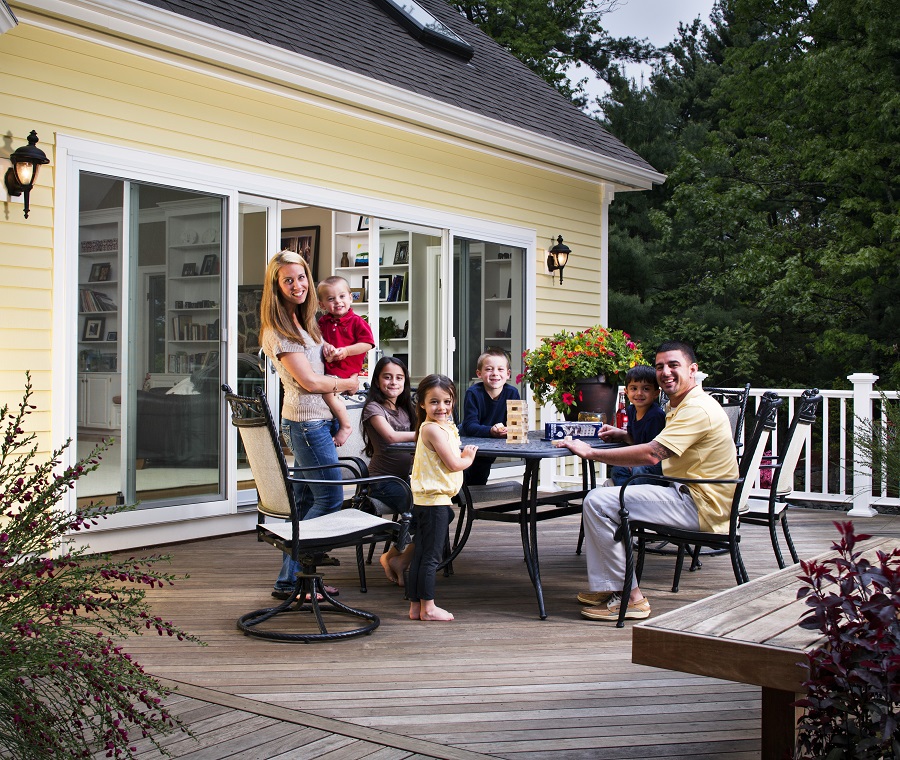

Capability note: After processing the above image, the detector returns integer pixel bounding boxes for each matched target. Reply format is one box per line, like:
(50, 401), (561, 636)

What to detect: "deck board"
(113, 507), (900, 758)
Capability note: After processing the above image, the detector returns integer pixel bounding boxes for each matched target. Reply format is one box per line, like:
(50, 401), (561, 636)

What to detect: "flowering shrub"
(794, 521), (899, 759)
(517, 326), (646, 414)
(0, 373), (202, 759)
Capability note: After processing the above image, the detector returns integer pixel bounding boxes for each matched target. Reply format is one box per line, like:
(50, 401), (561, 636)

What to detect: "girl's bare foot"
(408, 602), (421, 620)
(388, 555), (407, 587)
(379, 552), (399, 584)
(420, 604), (454, 621)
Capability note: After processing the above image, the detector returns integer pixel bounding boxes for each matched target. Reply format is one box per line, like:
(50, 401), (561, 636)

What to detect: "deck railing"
(539, 372), (896, 517)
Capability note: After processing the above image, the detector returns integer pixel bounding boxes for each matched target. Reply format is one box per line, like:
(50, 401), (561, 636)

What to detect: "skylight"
(373, 0), (474, 60)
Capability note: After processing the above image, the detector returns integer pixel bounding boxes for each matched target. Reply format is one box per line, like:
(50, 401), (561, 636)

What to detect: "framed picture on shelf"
(378, 275), (393, 301)
(357, 216), (370, 231)
(280, 226), (320, 281)
(393, 241), (409, 265)
(106, 331), (117, 342)
(199, 253), (219, 276)
(82, 317), (105, 342)
(89, 262), (111, 282)
(350, 287), (365, 303)
(354, 251), (369, 266)
(182, 262), (198, 277)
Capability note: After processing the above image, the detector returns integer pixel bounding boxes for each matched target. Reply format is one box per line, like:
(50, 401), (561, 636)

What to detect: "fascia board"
(15, 0), (666, 190)
(1, 1), (17, 33)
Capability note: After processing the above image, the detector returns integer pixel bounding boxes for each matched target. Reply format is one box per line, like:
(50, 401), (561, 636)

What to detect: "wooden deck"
(115, 507), (900, 759)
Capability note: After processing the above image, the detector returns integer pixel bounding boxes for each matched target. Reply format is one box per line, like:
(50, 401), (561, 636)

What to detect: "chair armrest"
(287, 461), (360, 477)
(338, 455), (370, 479)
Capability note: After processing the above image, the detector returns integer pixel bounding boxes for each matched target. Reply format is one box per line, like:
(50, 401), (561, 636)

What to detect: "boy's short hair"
(626, 364), (658, 387)
(476, 347), (511, 371)
(316, 276), (350, 299)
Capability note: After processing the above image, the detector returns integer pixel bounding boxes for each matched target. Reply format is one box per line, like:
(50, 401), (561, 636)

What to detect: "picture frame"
(378, 274), (393, 301)
(393, 240), (409, 265)
(182, 262), (198, 277)
(357, 216), (370, 231)
(82, 317), (105, 342)
(200, 253), (219, 276)
(89, 262), (111, 282)
(354, 251), (369, 267)
(280, 226), (320, 281)
(106, 331), (117, 342)
(350, 287), (365, 303)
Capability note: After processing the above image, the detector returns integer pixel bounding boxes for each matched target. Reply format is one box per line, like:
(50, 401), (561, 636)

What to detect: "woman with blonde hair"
(260, 250), (358, 599)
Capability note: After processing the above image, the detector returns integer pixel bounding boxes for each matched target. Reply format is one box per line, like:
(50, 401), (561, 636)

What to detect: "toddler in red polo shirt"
(317, 276), (375, 445)
(318, 276), (375, 376)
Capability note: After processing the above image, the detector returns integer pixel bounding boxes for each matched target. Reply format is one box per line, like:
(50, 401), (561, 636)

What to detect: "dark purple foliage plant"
(0, 374), (202, 759)
(794, 521), (900, 759)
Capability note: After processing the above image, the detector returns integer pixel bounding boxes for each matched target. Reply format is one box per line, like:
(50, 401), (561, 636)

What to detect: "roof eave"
(15, 0), (665, 189)
(1, 1), (18, 33)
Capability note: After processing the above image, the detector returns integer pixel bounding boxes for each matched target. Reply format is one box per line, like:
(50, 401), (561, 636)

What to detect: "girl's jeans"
(274, 418), (343, 592)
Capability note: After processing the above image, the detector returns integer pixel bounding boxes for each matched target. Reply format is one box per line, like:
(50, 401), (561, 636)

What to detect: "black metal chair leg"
(672, 544), (686, 593)
(782, 514), (800, 564)
(356, 544), (368, 592)
(576, 516), (585, 555)
(769, 518), (786, 569)
(689, 544), (703, 571)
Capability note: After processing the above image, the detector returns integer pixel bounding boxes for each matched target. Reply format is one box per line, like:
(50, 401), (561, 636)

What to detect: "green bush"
(0, 374), (202, 759)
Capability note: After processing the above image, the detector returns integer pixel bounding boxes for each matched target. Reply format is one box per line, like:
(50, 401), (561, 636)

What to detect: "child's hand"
(333, 424), (352, 447)
(331, 346), (348, 362)
(598, 424), (627, 442)
(490, 423), (507, 438)
(461, 444), (479, 462)
(322, 342), (337, 361)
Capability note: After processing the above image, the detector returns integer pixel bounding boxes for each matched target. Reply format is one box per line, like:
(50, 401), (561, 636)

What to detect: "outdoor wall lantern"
(547, 235), (570, 284)
(5, 130), (49, 219)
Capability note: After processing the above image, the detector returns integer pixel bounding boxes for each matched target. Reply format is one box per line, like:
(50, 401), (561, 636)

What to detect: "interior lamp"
(5, 130), (50, 219)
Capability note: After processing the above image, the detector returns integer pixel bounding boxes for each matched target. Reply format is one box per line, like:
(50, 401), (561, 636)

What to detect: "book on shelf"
(387, 274), (404, 302)
(400, 272), (409, 301)
(79, 289), (117, 312)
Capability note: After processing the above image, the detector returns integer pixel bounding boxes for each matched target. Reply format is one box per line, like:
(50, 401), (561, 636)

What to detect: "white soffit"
(15, 0), (665, 190)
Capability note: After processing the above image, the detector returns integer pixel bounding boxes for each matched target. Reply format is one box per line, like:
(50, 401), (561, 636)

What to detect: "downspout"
(599, 182), (614, 326)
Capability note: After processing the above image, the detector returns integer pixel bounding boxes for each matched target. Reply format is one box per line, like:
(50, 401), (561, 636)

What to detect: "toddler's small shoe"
(576, 590), (615, 606)
(581, 594), (651, 621)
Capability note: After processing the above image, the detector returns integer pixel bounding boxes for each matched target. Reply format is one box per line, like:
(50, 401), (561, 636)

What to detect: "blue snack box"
(544, 421), (605, 440)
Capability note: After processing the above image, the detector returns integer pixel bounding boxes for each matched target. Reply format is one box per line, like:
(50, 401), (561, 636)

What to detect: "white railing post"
(847, 372), (878, 517)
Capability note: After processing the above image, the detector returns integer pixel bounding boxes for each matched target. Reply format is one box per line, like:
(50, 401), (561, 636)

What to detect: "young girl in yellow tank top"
(409, 374), (478, 621)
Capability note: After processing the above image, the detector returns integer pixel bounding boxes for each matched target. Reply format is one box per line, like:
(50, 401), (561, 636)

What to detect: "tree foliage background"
(452, 0), (900, 390)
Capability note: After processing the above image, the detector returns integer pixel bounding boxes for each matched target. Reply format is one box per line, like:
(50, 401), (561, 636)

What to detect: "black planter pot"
(563, 376), (617, 423)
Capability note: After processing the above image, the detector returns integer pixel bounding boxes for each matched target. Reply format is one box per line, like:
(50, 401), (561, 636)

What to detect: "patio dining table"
(389, 431), (620, 619)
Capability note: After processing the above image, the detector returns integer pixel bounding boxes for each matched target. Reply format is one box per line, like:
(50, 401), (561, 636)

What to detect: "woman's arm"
(279, 352), (357, 394)
(421, 425), (477, 472)
(367, 414), (416, 444)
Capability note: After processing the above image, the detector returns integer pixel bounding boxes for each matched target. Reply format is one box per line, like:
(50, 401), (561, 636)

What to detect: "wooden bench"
(632, 535), (900, 757)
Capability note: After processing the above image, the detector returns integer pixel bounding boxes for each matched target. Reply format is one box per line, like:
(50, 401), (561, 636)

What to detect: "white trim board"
(16, 0), (665, 190)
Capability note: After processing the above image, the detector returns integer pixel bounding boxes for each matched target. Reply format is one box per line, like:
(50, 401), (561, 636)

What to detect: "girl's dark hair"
(362, 356), (415, 457)
(415, 374), (457, 432)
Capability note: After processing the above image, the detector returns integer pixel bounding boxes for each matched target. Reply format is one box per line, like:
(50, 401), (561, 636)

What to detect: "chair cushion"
(741, 496), (789, 517)
(260, 509), (397, 549)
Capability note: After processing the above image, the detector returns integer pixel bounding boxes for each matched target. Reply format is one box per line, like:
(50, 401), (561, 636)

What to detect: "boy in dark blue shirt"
(460, 347), (520, 485)
(610, 364), (666, 486)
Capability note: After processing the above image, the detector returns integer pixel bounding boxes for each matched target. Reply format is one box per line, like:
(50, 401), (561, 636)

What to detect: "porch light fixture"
(547, 235), (570, 284)
(5, 130), (49, 219)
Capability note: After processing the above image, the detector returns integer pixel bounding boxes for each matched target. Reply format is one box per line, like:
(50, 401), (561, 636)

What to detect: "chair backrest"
(772, 389), (822, 496)
(222, 384), (295, 520)
(705, 384), (751, 449)
(732, 391), (781, 521)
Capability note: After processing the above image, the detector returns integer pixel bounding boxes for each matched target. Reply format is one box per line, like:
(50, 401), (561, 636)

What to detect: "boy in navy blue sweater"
(610, 364), (666, 486)
(460, 347), (520, 485)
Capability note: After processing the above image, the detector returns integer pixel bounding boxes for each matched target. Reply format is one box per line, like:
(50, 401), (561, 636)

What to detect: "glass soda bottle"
(615, 390), (628, 431)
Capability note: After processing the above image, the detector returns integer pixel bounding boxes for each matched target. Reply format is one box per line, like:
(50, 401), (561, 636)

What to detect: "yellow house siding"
(1, 21), (617, 447)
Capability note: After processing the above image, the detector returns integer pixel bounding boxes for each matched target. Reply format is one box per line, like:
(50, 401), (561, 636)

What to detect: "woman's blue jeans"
(274, 418), (343, 592)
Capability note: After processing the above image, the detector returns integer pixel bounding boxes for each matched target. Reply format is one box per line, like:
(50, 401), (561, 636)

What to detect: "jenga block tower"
(506, 399), (528, 443)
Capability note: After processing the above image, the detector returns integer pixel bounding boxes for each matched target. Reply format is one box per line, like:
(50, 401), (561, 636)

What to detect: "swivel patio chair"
(613, 391), (781, 626)
(223, 385), (410, 642)
(740, 389), (822, 568)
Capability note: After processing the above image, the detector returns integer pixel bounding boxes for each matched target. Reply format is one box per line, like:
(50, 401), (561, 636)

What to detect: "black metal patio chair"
(223, 384), (410, 643)
(740, 389), (822, 568)
(613, 391), (782, 627)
